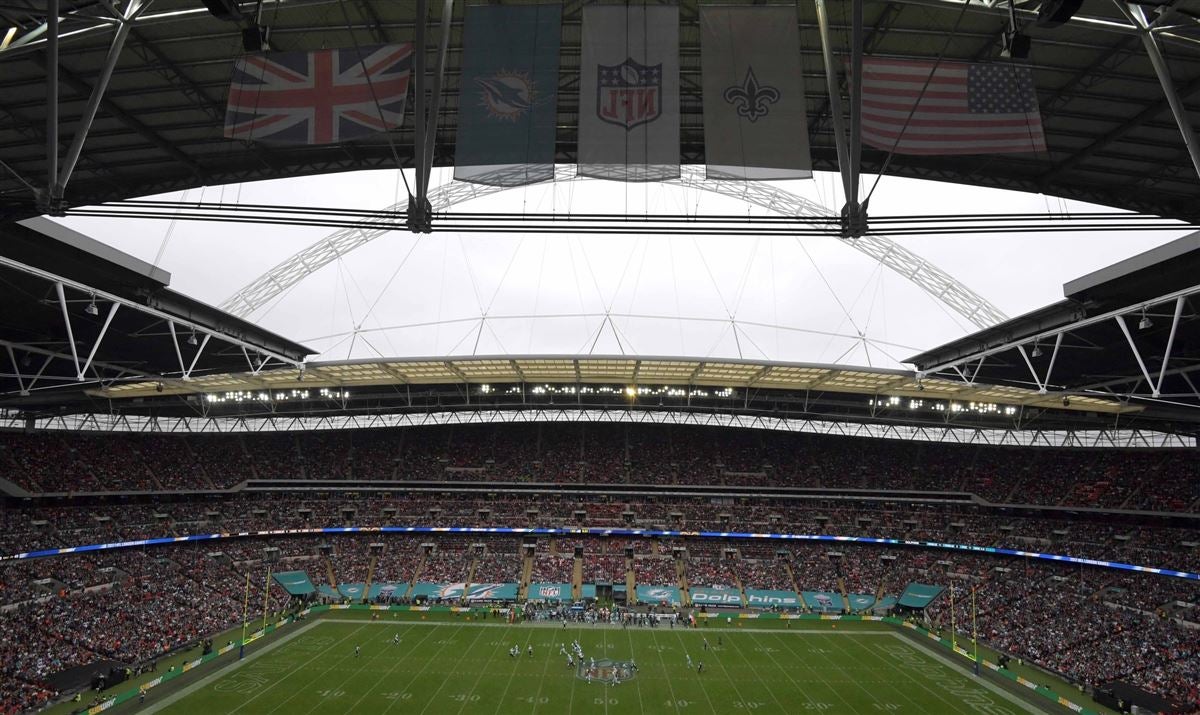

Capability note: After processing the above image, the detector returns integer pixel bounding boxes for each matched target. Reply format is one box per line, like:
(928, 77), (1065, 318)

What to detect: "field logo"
(597, 58), (661, 129)
(577, 658), (637, 684)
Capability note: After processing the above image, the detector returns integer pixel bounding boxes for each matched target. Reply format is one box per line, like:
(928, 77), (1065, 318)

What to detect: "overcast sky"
(54, 169), (1186, 369)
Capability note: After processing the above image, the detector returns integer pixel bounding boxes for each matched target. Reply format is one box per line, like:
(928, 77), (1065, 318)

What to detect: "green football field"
(141, 618), (1042, 715)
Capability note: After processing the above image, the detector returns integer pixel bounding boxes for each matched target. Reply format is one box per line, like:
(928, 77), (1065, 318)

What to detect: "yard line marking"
(668, 630), (720, 715)
(140, 620), (324, 715)
(449, 624), (503, 715)
(380, 624), (469, 715)
(622, 627), (644, 714)
(530, 625), (557, 715)
(818, 631), (955, 714)
(258, 623), (375, 715)
(338, 623), (439, 714)
(722, 628), (810, 712)
(227, 622), (368, 715)
(490, 627), (536, 715)
(887, 632), (1039, 714)
(769, 631), (863, 713)
(646, 628), (696, 715)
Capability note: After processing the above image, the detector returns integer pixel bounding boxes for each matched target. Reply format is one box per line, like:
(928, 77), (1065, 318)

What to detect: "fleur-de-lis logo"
(723, 67), (780, 123)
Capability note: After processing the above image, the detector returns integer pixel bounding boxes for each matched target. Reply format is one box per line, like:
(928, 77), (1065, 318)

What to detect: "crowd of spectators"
(3, 426), (1197, 511)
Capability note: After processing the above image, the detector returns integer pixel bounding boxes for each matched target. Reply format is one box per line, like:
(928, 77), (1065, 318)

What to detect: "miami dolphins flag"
(453, 4), (561, 186)
(700, 6), (811, 180)
(578, 5), (679, 182)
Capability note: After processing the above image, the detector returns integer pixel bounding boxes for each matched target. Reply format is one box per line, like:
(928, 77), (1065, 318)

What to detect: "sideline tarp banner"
(745, 588), (802, 609)
(700, 6), (811, 180)
(636, 585), (682, 605)
(454, 4), (561, 186)
(578, 5), (679, 181)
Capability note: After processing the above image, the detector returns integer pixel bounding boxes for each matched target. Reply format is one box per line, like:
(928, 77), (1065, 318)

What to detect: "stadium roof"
(0, 215), (314, 403)
(909, 231), (1200, 427)
(1, 0), (1199, 221)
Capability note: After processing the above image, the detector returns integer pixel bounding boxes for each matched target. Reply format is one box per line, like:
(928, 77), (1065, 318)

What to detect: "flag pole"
(239, 571), (251, 659)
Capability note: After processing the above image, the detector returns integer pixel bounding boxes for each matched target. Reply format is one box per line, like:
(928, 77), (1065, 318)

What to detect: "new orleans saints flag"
(453, 4), (561, 186)
(700, 6), (811, 180)
(578, 5), (680, 182)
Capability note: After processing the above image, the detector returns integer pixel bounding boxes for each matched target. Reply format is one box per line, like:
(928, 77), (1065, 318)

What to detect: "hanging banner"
(454, 4), (562, 186)
(700, 6), (811, 180)
(578, 5), (680, 181)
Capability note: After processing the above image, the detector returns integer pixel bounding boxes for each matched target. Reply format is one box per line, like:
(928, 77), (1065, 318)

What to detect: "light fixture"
(1030, 344), (1043, 358)
(187, 332), (198, 346)
(1062, 396), (1070, 407)
(1138, 311), (1153, 330)
(84, 295), (99, 316)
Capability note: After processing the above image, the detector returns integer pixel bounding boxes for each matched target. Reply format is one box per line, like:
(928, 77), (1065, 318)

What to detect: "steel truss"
(0, 254), (303, 397)
(1, 406), (1191, 448)
(919, 283), (1200, 408)
(219, 165), (1008, 331)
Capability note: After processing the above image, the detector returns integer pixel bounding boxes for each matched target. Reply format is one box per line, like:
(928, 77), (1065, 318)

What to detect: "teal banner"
(369, 582), (408, 600)
(528, 583), (573, 601)
(801, 591), (843, 612)
(339, 583), (366, 600)
(636, 585), (682, 605)
(745, 589), (802, 609)
(453, 3), (561, 186)
(318, 584), (339, 599)
(409, 582), (519, 601)
(897, 583), (945, 608)
(272, 570), (316, 596)
(848, 593), (877, 611)
(689, 586), (743, 607)
(581, 584), (596, 599)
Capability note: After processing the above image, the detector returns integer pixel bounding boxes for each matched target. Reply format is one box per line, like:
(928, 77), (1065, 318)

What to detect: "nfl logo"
(597, 57), (662, 129)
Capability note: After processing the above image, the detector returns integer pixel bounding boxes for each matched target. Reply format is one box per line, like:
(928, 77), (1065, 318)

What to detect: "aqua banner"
(338, 583), (366, 600)
(848, 593), (877, 611)
(272, 570), (315, 596)
(897, 582), (945, 608)
(528, 583), (573, 601)
(689, 586), (743, 607)
(318, 584), (338, 599)
(581, 584), (596, 599)
(801, 590), (843, 612)
(745, 589), (802, 609)
(636, 585), (682, 605)
(409, 582), (518, 601)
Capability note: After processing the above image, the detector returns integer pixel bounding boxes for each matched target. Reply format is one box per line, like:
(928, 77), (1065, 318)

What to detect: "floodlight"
(84, 299), (99, 316)
(1030, 345), (1042, 358)
(1062, 396), (1070, 407)
(187, 332), (198, 346)
(1138, 313), (1153, 330)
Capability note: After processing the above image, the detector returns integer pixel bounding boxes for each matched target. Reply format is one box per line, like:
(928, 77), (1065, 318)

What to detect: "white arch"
(219, 166), (1008, 330)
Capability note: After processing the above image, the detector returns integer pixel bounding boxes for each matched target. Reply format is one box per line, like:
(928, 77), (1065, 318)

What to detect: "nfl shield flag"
(224, 44), (412, 144)
(700, 7), (811, 180)
(454, 4), (561, 186)
(578, 5), (679, 181)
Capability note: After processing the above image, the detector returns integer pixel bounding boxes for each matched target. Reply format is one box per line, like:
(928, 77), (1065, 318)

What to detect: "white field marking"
(887, 632), (1041, 715)
(662, 629), (719, 715)
(490, 628), (537, 715)
(768, 631), (864, 713)
(621, 627), (645, 714)
(139, 620), (325, 715)
(529, 624), (558, 715)
(257, 623), (374, 715)
(817, 630), (961, 714)
(454, 625), (512, 715)
(382, 625), (469, 715)
(335, 622), (441, 714)
(388, 623), (472, 715)
(675, 628), (756, 713)
(292, 624), (423, 715)
(420, 624), (490, 715)
(723, 629), (818, 713)
(647, 628), (699, 715)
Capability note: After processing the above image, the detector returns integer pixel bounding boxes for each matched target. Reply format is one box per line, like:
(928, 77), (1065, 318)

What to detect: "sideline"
(889, 632), (1042, 715)
(138, 620), (323, 714)
(319, 617), (896, 635)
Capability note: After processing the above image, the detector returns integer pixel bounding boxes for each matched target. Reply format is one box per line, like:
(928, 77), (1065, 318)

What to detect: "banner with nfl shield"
(578, 5), (679, 181)
(453, 4), (561, 186)
(700, 6), (811, 180)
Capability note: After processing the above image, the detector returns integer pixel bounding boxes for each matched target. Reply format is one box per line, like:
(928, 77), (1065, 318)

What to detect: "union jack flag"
(224, 44), (412, 145)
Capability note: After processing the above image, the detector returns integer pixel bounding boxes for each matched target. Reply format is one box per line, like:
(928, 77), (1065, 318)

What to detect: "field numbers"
(449, 694), (481, 703)
(593, 697), (618, 705)
(518, 696), (550, 704)
(381, 692), (412, 701)
(665, 699), (691, 708)
(808, 648), (832, 654)
(733, 701), (767, 709)
(753, 647), (778, 653)
(803, 704), (834, 710)
(316, 689), (344, 698)
(872, 705), (900, 711)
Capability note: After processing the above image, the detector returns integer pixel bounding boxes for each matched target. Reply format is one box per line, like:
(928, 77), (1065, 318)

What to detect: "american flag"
(224, 44), (412, 145)
(860, 58), (1047, 155)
